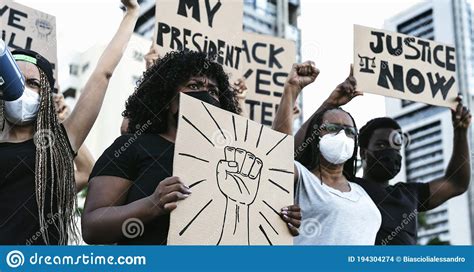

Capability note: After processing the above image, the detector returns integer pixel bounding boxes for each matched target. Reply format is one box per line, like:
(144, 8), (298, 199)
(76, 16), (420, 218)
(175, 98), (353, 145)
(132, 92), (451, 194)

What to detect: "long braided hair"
(0, 69), (77, 245)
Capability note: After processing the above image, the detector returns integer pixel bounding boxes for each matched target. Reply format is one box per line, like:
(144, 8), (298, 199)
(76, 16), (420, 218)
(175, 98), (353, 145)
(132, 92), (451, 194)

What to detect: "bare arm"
(53, 93), (95, 193)
(63, 0), (140, 151)
(272, 61), (319, 183)
(426, 97), (471, 209)
(294, 65), (361, 157)
(81, 176), (191, 244)
(272, 61), (319, 135)
(74, 145), (95, 192)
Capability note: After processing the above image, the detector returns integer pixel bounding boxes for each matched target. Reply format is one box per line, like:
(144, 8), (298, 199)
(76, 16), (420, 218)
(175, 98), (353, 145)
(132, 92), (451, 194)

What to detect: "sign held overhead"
(353, 25), (458, 109)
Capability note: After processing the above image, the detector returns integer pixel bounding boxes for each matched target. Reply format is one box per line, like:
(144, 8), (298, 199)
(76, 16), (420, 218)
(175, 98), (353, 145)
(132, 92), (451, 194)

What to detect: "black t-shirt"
(89, 134), (174, 245)
(354, 178), (430, 245)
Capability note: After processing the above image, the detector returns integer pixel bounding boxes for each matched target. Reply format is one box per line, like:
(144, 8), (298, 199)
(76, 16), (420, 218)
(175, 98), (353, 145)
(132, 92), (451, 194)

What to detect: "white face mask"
(319, 130), (355, 165)
(4, 87), (40, 126)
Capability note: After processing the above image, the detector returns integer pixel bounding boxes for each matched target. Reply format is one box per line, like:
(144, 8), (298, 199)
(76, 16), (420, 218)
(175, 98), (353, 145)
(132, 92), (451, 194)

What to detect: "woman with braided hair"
(0, 0), (140, 245)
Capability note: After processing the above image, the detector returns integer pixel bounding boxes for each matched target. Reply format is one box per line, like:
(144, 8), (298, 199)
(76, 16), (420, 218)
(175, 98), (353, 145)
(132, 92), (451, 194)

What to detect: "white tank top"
(294, 161), (381, 245)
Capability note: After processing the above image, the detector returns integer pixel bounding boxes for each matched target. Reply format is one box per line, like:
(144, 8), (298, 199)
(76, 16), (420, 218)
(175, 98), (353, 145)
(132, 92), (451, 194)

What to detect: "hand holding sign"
(151, 176), (192, 215)
(285, 61), (320, 94)
(233, 78), (248, 100)
(452, 95), (472, 131)
(217, 147), (263, 205)
(326, 65), (363, 107)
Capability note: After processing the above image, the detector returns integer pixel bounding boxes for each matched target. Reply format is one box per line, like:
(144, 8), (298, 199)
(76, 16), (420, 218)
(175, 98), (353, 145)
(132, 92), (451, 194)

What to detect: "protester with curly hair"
(82, 50), (302, 245)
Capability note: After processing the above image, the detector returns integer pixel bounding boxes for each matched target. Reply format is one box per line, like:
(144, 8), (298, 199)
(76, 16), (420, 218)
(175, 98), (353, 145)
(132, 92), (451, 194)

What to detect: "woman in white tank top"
(293, 107), (381, 245)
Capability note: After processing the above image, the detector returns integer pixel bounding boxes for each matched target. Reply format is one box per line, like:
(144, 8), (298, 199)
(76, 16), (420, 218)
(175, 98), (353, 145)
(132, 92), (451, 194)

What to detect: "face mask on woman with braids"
(4, 87), (41, 125)
(0, 50), (78, 245)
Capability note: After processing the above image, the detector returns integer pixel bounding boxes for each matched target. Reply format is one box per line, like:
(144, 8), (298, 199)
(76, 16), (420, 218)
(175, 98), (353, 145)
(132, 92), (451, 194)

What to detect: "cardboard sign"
(242, 32), (296, 126)
(169, 93), (294, 245)
(354, 25), (458, 109)
(1, 0), (58, 83)
(154, 0), (243, 81)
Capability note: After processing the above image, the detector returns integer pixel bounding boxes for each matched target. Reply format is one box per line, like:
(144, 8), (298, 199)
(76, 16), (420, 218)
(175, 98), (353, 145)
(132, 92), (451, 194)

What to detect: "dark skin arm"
(273, 61), (319, 135)
(81, 176), (191, 244)
(53, 93), (95, 193)
(63, 0), (139, 152)
(294, 65), (361, 155)
(271, 61), (319, 183)
(74, 145), (95, 192)
(425, 96), (471, 209)
(82, 176), (302, 241)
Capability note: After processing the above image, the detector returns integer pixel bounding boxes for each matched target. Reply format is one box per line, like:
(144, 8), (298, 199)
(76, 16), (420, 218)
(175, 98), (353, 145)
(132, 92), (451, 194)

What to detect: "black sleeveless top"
(0, 125), (75, 245)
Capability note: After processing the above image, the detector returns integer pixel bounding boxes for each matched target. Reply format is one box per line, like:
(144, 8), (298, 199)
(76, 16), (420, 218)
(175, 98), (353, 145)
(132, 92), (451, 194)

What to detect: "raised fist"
(285, 61), (319, 93)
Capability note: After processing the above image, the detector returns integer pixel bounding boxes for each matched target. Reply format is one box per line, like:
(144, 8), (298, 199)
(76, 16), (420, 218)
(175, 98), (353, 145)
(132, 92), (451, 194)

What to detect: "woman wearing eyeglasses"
(273, 63), (381, 245)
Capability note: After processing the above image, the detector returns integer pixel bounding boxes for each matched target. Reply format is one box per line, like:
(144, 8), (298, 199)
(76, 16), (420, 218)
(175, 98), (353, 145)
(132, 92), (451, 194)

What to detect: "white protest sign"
(1, 0), (58, 83)
(242, 32), (296, 126)
(155, 0), (243, 82)
(354, 25), (458, 109)
(168, 93), (294, 245)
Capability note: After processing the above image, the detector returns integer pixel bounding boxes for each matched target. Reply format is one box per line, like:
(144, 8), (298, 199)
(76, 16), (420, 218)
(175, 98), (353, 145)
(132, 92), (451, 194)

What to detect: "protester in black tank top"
(0, 0), (140, 245)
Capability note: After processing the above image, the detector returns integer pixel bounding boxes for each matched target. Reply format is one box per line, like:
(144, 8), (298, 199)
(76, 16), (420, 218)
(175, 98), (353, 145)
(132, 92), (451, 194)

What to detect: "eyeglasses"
(321, 123), (357, 138)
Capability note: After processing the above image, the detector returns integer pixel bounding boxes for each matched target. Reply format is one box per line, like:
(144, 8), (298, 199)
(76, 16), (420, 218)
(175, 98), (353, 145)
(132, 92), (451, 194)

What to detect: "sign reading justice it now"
(354, 25), (458, 109)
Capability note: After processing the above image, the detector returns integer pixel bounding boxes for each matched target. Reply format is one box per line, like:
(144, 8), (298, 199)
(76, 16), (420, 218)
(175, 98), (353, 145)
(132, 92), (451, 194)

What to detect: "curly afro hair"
(123, 51), (241, 134)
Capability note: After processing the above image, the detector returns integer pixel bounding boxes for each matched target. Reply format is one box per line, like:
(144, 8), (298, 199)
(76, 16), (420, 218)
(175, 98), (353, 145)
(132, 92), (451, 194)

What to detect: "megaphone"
(0, 40), (25, 101)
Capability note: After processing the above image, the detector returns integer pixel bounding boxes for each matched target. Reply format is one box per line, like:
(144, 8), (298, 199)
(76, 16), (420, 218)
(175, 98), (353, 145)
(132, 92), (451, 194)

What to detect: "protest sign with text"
(1, 0), (58, 82)
(242, 32), (296, 126)
(354, 25), (458, 108)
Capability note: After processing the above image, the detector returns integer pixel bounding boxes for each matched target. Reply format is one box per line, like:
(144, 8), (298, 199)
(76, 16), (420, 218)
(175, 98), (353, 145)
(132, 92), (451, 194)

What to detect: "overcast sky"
(14, 0), (466, 128)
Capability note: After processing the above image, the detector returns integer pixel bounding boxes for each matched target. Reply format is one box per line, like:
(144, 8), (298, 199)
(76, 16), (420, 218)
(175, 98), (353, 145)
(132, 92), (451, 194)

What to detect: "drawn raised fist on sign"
(216, 146), (263, 206)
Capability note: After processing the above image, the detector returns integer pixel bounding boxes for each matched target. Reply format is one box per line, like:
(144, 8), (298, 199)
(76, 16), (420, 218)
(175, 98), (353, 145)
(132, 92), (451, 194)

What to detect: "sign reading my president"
(155, 0), (243, 81)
